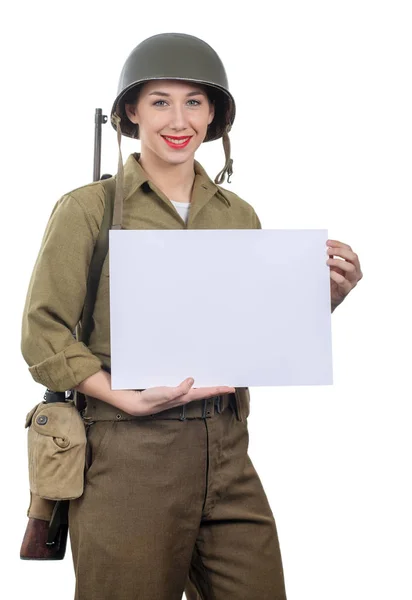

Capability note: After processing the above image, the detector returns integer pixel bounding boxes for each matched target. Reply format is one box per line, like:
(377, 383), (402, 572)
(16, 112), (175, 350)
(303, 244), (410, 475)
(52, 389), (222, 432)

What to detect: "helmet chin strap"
(111, 113), (233, 225)
(214, 125), (233, 185)
(111, 113), (125, 230)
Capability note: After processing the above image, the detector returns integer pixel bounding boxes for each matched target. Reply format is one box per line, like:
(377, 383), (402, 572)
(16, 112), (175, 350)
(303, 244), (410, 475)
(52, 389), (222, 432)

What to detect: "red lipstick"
(161, 135), (192, 149)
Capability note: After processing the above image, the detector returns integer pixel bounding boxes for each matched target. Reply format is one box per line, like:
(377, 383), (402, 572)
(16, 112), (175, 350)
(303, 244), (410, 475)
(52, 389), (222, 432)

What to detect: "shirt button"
(36, 415), (48, 425)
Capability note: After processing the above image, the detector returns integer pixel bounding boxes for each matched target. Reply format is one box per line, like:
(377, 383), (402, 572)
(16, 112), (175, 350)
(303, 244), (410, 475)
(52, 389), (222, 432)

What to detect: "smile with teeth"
(163, 135), (190, 146)
(162, 135), (192, 148)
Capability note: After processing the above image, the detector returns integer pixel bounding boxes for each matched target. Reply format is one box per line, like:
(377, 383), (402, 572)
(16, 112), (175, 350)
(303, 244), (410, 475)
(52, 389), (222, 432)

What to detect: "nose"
(168, 104), (188, 131)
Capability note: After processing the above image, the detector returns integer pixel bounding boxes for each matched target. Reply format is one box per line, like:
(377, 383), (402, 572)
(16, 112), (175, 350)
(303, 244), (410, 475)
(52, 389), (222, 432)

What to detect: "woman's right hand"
(75, 370), (235, 418)
(118, 377), (236, 417)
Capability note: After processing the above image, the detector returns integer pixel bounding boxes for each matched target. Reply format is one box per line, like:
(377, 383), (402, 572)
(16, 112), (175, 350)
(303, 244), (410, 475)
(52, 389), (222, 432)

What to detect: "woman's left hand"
(326, 239), (363, 311)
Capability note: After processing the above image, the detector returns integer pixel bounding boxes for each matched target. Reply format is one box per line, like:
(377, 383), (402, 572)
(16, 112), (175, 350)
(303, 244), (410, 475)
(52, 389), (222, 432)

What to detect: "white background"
(1, 0), (411, 598)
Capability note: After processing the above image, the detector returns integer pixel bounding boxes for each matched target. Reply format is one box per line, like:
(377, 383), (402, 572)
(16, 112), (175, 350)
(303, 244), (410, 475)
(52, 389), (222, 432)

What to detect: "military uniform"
(21, 153), (262, 391)
(21, 32), (288, 599)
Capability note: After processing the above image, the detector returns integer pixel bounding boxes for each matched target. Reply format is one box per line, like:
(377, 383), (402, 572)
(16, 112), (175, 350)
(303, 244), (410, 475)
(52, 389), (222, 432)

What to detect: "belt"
(83, 393), (235, 422)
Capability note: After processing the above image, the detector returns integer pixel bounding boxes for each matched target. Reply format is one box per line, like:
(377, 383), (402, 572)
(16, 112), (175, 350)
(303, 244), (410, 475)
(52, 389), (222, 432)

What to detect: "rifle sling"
(75, 176), (116, 410)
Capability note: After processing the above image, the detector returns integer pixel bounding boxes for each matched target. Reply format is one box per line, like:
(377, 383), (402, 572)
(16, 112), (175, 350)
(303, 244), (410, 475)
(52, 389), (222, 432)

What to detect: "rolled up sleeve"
(21, 192), (104, 391)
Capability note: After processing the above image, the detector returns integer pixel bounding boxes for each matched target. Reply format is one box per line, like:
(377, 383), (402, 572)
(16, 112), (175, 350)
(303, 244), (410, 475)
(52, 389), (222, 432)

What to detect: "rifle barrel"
(93, 109), (108, 182)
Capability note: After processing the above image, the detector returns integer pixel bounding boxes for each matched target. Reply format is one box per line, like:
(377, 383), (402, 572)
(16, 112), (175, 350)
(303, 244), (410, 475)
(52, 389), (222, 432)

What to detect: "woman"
(22, 32), (362, 600)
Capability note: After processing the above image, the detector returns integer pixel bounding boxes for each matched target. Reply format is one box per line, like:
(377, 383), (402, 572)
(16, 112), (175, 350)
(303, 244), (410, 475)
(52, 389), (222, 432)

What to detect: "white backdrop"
(1, 1), (411, 599)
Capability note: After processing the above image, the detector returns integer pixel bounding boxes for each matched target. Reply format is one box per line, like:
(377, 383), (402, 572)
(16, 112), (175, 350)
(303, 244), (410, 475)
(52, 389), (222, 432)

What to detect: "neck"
(138, 147), (195, 203)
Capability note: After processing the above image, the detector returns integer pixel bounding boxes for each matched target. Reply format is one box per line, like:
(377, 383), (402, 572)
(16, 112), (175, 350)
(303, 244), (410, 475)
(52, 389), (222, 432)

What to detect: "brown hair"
(119, 81), (231, 140)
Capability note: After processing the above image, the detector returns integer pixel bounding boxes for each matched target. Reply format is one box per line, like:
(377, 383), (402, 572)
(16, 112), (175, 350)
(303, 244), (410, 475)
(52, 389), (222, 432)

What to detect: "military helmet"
(109, 33), (235, 226)
(111, 33), (236, 143)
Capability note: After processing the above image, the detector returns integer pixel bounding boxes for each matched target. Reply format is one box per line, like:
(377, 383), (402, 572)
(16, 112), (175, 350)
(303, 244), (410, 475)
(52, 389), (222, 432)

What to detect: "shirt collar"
(122, 153), (231, 207)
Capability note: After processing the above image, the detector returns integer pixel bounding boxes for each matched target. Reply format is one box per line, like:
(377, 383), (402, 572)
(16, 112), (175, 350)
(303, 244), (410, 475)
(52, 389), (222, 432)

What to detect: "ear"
(207, 103), (215, 125)
(125, 103), (139, 125)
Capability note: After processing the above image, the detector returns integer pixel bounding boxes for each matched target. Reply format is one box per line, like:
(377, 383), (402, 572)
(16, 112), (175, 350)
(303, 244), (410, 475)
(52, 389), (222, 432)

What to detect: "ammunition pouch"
(25, 400), (86, 500)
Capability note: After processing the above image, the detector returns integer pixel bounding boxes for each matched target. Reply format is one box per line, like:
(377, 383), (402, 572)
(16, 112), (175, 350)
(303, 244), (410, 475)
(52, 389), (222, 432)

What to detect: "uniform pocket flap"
(31, 401), (84, 444)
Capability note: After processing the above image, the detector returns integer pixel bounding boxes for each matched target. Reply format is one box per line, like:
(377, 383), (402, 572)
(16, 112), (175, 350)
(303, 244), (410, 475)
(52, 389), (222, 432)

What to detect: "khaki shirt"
(21, 153), (261, 392)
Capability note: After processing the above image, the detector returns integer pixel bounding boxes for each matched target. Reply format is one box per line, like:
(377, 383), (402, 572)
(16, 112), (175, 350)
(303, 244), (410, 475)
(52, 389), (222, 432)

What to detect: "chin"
(158, 148), (196, 166)
(166, 154), (193, 166)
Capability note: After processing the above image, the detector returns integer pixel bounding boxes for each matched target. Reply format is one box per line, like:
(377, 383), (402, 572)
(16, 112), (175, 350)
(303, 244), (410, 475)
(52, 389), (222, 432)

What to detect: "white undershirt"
(170, 200), (191, 224)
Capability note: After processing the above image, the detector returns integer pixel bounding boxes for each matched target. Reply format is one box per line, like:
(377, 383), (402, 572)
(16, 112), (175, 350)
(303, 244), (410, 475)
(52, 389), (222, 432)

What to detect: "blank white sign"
(109, 229), (333, 389)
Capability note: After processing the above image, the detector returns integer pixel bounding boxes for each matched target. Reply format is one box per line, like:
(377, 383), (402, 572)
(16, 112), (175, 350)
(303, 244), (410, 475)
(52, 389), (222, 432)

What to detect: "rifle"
(93, 108), (109, 182)
(20, 109), (111, 560)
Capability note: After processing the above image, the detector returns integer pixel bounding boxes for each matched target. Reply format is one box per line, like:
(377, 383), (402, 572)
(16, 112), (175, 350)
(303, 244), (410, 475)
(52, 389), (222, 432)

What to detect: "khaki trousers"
(68, 396), (287, 599)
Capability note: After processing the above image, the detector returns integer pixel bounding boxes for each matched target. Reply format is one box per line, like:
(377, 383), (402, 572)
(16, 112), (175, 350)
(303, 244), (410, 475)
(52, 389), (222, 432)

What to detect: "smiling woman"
(20, 32), (287, 600)
(124, 81), (215, 186)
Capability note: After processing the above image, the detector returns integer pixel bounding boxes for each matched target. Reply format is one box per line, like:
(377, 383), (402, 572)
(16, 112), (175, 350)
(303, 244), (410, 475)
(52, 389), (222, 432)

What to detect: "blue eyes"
(153, 99), (201, 107)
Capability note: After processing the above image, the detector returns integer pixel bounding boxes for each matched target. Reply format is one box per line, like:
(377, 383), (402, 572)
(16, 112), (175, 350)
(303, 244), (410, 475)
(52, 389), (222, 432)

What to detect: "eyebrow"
(148, 90), (205, 97)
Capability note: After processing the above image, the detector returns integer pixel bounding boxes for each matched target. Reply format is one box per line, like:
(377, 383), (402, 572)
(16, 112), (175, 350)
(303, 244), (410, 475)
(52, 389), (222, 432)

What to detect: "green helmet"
(111, 32), (236, 144)
(109, 33), (235, 230)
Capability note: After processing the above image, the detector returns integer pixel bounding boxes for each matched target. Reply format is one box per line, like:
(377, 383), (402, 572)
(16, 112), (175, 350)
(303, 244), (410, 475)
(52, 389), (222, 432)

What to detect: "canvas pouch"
(25, 401), (86, 500)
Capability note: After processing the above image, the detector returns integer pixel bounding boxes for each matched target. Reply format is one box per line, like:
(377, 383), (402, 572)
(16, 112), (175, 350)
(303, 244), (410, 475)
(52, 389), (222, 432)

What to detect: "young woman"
(21, 32), (362, 600)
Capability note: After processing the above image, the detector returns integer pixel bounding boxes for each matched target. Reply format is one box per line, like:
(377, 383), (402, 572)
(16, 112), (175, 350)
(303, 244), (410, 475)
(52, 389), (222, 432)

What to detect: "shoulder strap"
(74, 176), (115, 412)
(77, 176), (116, 347)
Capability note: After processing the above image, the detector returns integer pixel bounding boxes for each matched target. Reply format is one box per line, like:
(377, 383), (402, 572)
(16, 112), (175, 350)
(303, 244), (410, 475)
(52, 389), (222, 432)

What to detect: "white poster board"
(109, 229), (333, 389)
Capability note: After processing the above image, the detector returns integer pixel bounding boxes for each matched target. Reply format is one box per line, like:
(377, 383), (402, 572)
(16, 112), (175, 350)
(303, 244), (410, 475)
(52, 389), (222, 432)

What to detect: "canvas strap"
(75, 176), (116, 411)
